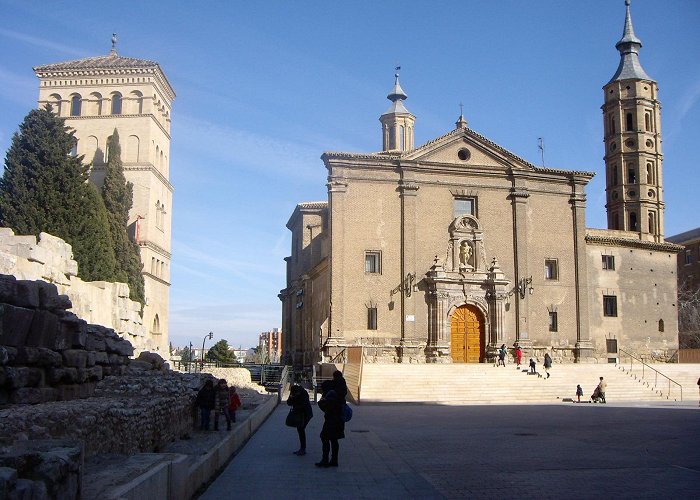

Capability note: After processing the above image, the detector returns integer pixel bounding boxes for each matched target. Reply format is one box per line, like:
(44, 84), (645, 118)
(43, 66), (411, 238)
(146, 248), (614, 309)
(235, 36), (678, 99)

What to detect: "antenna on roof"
(111, 33), (117, 55)
(538, 137), (545, 166)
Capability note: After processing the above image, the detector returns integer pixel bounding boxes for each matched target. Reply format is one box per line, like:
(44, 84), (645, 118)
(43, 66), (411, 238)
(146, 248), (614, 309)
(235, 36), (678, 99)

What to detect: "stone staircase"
(358, 362), (700, 404)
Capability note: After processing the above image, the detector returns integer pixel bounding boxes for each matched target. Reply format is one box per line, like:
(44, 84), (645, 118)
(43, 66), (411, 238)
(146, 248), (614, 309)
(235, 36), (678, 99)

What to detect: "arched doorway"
(450, 304), (485, 363)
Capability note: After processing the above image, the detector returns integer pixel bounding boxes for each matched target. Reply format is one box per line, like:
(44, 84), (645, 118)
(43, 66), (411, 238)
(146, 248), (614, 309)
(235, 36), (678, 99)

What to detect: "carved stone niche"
(447, 215), (485, 272)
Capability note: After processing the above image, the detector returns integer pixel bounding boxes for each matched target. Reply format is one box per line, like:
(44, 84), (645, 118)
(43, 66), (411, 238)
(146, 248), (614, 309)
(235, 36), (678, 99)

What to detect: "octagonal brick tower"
(602, 0), (664, 242)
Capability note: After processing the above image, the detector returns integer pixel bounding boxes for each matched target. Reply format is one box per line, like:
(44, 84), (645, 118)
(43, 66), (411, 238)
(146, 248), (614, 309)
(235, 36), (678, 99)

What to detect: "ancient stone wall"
(0, 228), (156, 355)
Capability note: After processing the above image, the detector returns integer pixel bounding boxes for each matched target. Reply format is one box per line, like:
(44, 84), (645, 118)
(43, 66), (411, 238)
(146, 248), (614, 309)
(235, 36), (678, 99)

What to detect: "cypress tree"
(102, 129), (145, 306)
(0, 106), (117, 281)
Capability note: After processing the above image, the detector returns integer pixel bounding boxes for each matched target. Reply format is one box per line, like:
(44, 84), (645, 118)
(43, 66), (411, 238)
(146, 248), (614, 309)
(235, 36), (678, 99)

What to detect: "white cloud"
(0, 28), (85, 57)
(174, 114), (324, 183)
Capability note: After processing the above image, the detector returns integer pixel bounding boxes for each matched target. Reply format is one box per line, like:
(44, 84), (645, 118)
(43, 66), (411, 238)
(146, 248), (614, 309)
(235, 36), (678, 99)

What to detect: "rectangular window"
(603, 295), (618, 317)
(454, 198), (475, 218)
(367, 307), (377, 330)
(365, 251), (381, 274)
(602, 255), (615, 270)
(548, 312), (558, 332)
(544, 259), (558, 280)
(685, 250), (693, 265)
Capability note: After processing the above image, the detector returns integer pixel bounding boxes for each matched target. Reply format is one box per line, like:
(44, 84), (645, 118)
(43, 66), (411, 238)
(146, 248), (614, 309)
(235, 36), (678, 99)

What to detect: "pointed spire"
(456, 102), (468, 129)
(608, 0), (652, 83)
(110, 33), (118, 55)
(387, 71), (408, 102)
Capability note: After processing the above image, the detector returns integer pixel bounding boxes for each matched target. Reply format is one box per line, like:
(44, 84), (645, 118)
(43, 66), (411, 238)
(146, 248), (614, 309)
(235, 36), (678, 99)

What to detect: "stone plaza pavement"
(200, 401), (699, 499)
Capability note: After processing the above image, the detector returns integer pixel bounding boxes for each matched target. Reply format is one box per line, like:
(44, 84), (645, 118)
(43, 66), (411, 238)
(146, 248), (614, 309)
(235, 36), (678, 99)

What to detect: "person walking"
(543, 353), (552, 379)
(596, 377), (607, 403)
(228, 386), (242, 423)
(697, 377), (700, 407)
(576, 384), (583, 403)
(498, 344), (507, 367)
(315, 380), (344, 468)
(195, 379), (216, 431)
(213, 379), (232, 431)
(287, 384), (313, 456)
(515, 345), (523, 368)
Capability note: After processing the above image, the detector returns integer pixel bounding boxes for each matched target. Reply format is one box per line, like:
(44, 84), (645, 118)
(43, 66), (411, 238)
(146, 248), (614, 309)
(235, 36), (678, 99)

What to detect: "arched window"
(629, 212), (638, 231)
(151, 257), (156, 275)
(644, 112), (651, 132)
(610, 115), (616, 134)
(49, 93), (63, 116)
(646, 162), (654, 184)
(389, 126), (396, 150)
(152, 314), (161, 334)
(625, 112), (634, 132)
(111, 92), (122, 114)
(399, 125), (405, 150)
(89, 92), (102, 115)
(126, 135), (140, 162)
(648, 211), (656, 234)
(69, 137), (78, 157)
(130, 90), (143, 114)
(70, 94), (82, 116)
(658, 319), (664, 332)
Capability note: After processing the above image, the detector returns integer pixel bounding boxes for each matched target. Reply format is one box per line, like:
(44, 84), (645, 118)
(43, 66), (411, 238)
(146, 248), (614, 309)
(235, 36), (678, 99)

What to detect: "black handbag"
(285, 409), (303, 427)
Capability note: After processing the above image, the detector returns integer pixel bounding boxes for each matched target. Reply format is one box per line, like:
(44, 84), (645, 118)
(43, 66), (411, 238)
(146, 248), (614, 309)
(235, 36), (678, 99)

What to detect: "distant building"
(259, 328), (282, 363)
(667, 227), (700, 348)
(280, 2), (681, 367)
(33, 36), (175, 354)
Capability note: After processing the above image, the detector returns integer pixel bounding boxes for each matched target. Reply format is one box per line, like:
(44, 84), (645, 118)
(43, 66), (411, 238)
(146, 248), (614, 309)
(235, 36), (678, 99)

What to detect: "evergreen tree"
(102, 129), (145, 306)
(206, 340), (238, 364)
(0, 106), (117, 281)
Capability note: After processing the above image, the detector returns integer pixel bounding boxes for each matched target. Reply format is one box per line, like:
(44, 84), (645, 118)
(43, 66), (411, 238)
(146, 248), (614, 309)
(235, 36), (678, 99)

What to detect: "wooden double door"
(450, 304), (485, 363)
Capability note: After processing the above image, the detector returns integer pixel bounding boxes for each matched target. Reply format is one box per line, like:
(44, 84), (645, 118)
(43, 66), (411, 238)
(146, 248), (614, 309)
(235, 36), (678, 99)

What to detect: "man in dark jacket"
(316, 380), (345, 468)
(195, 379), (216, 430)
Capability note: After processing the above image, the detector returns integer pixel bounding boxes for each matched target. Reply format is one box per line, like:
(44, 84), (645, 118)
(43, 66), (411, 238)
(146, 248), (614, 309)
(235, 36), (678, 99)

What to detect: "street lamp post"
(201, 331), (214, 367)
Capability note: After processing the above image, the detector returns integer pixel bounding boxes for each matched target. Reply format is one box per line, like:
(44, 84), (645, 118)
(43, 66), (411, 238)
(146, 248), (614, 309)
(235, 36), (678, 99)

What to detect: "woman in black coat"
(287, 384), (313, 456)
(195, 379), (216, 431)
(315, 380), (345, 468)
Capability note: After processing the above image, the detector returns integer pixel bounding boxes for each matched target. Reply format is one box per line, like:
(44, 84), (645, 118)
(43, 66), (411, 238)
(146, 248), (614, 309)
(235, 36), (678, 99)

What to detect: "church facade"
(280, 2), (681, 366)
(33, 38), (175, 354)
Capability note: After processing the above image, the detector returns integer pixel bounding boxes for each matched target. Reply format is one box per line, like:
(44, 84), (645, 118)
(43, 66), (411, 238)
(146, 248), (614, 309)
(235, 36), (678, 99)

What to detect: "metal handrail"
(618, 348), (683, 401)
(328, 348), (347, 364)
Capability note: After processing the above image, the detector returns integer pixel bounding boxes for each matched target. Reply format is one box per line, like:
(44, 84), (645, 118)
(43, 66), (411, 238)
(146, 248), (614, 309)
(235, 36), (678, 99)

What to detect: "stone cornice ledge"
(585, 233), (684, 253)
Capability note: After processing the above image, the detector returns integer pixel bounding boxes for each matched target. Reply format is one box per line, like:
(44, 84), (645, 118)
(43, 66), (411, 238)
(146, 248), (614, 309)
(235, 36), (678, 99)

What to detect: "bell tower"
(602, 0), (664, 242)
(379, 71), (415, 152)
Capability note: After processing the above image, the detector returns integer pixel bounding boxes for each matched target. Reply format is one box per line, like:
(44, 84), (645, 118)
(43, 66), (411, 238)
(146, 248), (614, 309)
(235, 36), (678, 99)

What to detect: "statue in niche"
(459, 241), (473, 269)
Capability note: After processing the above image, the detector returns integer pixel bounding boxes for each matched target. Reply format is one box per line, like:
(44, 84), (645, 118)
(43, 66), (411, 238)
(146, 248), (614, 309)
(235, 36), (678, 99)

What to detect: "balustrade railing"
(618, 348), (683, 401)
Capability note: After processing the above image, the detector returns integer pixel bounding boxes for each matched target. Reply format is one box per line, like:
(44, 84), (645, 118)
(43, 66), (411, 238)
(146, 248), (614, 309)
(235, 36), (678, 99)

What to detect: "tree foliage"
(0, 106), (117, 281)
(102, 129), (145, 306)
(678, 278), (700, 348)
(206, 339), (238, 364)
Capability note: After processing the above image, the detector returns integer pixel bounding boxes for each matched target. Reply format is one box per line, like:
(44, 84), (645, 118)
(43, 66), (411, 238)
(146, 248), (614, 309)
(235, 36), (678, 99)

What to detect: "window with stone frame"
(548, 311), (558, 332)
(544, 259), (558, 280)
(367, 307), (378, 330)
(602, 255), (615, 270)
(685, 250), (693, 265)
(365, 251), (381, 274)
(453, 197), (476, 218)
(603, 295), (618, 317)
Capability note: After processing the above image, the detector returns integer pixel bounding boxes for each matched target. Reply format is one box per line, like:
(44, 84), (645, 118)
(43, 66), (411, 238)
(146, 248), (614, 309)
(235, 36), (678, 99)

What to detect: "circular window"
(457, 148), (471, 161)
(626, 86), (631, 90)
(611, 142), (617, 151)
(648, 190), (655, 198)
(624, 139), (635, 148)
(646, 139), (653, 148)
(628, 190), (636, 197)
(612, 191), (618, 200)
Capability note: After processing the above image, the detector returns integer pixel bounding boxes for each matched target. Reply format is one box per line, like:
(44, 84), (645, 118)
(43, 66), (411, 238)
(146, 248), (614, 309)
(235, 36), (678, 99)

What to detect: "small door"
(450, 304), (485, 363)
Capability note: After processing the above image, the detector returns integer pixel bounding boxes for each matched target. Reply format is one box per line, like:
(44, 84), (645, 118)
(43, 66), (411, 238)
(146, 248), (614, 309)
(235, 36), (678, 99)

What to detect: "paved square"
(201, 403), (699, 499)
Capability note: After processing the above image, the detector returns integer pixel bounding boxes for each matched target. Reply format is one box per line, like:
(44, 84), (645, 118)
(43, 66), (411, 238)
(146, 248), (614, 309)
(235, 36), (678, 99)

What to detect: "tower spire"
(608, 0), (652, 83)
(379, 68), (415, 152)
(455, 102), (467, 129)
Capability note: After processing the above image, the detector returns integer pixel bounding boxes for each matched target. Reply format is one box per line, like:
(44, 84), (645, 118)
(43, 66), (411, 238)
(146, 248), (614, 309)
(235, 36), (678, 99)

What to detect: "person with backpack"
(315, 380), (344, 468)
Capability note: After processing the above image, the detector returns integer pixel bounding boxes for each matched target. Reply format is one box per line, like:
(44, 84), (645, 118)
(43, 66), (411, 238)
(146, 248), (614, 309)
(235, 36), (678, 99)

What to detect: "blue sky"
(1, 1), (699, 350)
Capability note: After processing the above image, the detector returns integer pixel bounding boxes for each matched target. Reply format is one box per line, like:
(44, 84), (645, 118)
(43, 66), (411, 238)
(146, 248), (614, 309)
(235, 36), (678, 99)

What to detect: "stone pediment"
(402, 128), (537, 171)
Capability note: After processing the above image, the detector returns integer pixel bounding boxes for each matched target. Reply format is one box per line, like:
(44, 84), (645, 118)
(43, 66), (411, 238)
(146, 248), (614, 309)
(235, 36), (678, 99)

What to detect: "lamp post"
(201, 331), (213, 366)
(518, 276), (533, 299)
